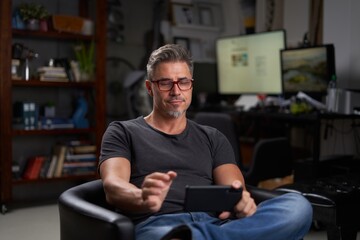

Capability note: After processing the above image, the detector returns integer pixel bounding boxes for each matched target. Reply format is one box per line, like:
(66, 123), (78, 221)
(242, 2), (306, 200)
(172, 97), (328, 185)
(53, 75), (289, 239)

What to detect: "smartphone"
(184, 185), (243, 212)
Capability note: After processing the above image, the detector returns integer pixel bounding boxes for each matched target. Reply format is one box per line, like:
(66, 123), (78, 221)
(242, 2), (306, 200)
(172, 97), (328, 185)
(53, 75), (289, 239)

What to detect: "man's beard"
(167, 110), (185, 118)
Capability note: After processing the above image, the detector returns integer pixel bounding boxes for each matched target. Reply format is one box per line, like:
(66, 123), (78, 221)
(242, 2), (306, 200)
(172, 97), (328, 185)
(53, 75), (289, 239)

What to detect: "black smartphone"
(184, 185), (243, 212)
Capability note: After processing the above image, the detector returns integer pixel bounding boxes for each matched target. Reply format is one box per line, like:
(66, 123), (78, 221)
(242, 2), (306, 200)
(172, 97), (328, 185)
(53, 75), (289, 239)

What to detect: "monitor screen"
(216, 30), (286, 95)
(281, 44), (336, 95)
(193, 62), (218, 95)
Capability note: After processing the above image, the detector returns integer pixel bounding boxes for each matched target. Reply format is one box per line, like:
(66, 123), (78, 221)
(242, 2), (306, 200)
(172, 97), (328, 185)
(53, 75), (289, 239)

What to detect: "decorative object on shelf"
(12, 9), (25, 29)
(72, 95), (89, 129)
(107, 0), (124, 43)
(52, 15), (86, 34)
(73, 41), (95, 81)
(171, 3), (196, 25)
(18, 3), (49, 31)
(82, 19), (94, 36)
(11, 59), (21, 80)
(12, 43), (39, 80)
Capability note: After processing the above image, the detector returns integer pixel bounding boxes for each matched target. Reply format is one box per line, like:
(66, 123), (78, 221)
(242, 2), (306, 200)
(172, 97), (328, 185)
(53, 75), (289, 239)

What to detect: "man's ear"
(145, 80), (153, 96)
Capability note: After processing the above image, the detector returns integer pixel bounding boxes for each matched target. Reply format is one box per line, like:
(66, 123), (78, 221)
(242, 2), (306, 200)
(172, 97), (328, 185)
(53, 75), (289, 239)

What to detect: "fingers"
(142, 171), (177, 189)
(141, 171), (177, 212)
(231, 180), (243, 189)
(234, 190), (257, 218)
(218, 211), (231, 220)
(167, 171), (177, 179)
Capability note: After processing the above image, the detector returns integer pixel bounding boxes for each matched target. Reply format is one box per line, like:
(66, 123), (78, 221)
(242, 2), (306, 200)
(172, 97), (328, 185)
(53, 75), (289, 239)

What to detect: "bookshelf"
(0, 0), (107, 213)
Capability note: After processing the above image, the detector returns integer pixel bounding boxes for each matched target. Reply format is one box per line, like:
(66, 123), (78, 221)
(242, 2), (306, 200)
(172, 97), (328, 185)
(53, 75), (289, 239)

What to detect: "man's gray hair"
(146, 44), (193, 80)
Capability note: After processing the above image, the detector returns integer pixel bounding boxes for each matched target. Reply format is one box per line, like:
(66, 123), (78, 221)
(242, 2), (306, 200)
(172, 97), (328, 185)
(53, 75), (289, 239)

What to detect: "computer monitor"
(193, 62), (218, 95)
(281, 44), (336, 97)
(192, 62), (220, 107)
(216, 30), (286, 95)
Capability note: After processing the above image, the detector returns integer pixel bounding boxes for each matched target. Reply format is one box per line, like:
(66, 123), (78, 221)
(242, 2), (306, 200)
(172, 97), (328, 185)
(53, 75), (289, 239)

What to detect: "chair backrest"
(193, 112), (293, 187)
(245, 137), (293, 186)
(123, 71), (152, 119)
(193, 112), (244, 169)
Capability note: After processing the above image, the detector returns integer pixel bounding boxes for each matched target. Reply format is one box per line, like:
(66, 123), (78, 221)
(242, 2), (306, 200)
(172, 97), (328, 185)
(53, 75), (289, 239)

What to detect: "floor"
(1, 202), (359, 240)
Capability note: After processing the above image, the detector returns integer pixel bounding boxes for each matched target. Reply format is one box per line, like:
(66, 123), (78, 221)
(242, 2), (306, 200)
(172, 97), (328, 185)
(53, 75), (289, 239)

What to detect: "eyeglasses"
(151, 78), (194, 91)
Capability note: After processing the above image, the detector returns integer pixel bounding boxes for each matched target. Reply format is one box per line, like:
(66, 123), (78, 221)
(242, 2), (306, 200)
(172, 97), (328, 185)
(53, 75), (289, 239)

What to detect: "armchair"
(58, 180), (282, 240)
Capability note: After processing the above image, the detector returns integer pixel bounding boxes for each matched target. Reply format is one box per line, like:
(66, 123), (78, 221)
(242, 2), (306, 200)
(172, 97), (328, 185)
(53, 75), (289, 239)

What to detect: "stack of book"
(62, 143), (97, 176)
(37, 66), (69, 82)
(17, 141), (97, 180)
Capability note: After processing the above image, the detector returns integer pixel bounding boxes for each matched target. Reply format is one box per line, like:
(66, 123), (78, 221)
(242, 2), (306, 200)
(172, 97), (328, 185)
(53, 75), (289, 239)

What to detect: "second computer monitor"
(281, 44), (336, 97)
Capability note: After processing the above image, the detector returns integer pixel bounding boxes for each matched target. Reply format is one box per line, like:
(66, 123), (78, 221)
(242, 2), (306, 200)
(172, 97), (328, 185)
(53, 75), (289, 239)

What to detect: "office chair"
(245, 137), (293, 186)
(58, 180), (282, 240)
(123, 71), (152, 119)
(193, 112), (293, 187)
(193, 112), (245, 170)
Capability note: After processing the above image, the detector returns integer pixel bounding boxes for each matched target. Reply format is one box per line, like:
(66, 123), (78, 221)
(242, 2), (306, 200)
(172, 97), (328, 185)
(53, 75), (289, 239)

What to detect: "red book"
(23, 156), (45, 180)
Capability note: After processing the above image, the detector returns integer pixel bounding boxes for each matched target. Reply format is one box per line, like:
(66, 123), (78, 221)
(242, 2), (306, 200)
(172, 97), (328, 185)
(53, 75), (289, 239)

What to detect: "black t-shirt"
(99, 116), (236, 223)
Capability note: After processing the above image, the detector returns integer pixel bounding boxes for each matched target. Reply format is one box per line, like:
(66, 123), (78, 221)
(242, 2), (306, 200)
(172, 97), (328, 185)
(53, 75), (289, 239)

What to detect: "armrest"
(58, 180), (135, 240)
(246, 184), (284, 204)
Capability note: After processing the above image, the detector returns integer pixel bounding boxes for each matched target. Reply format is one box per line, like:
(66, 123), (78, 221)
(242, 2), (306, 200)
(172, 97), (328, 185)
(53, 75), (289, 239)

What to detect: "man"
(99, 44), (312, 240)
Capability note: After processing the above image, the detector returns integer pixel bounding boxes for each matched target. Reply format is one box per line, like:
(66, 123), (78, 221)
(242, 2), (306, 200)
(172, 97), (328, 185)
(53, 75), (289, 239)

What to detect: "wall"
(323, 0), (360, 90)
(283, 0), (309, 47)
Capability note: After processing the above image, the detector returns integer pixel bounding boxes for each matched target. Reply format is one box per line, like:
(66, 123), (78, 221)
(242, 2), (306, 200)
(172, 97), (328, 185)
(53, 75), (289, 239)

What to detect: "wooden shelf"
(13, 174), (99, 185)
(12, 128), (95, 136)
(12, 29), (93, 41)
(12, 79), (95, 88)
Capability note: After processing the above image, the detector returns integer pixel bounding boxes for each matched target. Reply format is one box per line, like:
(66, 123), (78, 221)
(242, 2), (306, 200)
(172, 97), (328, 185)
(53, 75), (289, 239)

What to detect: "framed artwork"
(171, 3), (195, 25)
(198, 6), (214, 26)
(173, 37), (190, 50)
(195, 2), (223, 29)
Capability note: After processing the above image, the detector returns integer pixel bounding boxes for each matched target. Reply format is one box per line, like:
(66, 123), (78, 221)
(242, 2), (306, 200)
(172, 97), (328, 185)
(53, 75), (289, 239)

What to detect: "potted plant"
(73, 41), (95, 81)
(18, 3), (49, 31)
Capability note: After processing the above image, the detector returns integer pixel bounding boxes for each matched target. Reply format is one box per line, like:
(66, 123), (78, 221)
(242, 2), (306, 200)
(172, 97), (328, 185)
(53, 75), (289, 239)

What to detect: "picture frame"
(173, 37), (190, 50)
(171, 3), (195, 25)
(195, 2), (223, 29)
(198, 6), (214, 26)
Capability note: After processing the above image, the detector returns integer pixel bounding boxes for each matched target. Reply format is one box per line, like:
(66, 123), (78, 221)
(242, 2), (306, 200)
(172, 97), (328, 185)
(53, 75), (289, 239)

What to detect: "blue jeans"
(135, 193), (313, 240)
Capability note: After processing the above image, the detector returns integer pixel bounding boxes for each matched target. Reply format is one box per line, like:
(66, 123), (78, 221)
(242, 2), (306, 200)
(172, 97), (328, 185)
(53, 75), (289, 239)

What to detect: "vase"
(80, 71), (93, 82)
(39, 20), (48, 32)
(26, 19), (39, 31)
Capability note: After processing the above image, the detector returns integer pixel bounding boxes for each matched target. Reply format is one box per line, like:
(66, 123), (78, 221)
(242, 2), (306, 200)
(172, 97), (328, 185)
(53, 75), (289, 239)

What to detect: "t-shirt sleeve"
(211, 130), (238, 168)
(99, 121), (132, 164)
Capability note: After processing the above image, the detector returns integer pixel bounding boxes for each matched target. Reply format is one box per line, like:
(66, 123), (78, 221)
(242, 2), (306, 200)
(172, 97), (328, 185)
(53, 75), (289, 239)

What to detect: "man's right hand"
(141, 171), (177, 212)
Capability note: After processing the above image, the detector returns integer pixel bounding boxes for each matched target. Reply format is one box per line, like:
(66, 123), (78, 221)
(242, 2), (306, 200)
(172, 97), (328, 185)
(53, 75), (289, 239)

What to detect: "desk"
(229, 111), (360, 164)
(190, 106), (360, 163)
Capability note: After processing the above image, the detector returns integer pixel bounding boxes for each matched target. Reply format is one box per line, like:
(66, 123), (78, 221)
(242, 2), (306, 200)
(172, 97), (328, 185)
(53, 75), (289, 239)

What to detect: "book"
(39, 156), (51, 178)
(12, 101), (38, 130)
(53, 145), (67, 177)
(23, 156), (46, 180)
(65, 153), (97, 162)
(68, 145), (96, 154)
(37, 66), (66, 72)
(46, 155), (58, 178)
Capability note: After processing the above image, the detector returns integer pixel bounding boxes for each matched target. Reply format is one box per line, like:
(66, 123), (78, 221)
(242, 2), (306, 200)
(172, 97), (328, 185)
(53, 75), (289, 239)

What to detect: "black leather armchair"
(58, 180), (282, 240)
(58, 179), (134, 240)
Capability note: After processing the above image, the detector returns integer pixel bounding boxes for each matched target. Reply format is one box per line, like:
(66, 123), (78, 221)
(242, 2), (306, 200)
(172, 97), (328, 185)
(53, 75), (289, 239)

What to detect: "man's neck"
(144, 112), (187, 135)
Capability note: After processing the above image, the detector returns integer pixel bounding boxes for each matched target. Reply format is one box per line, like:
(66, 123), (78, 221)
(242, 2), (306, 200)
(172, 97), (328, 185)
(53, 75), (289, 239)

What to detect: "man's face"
(146, 61), (193, 118)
